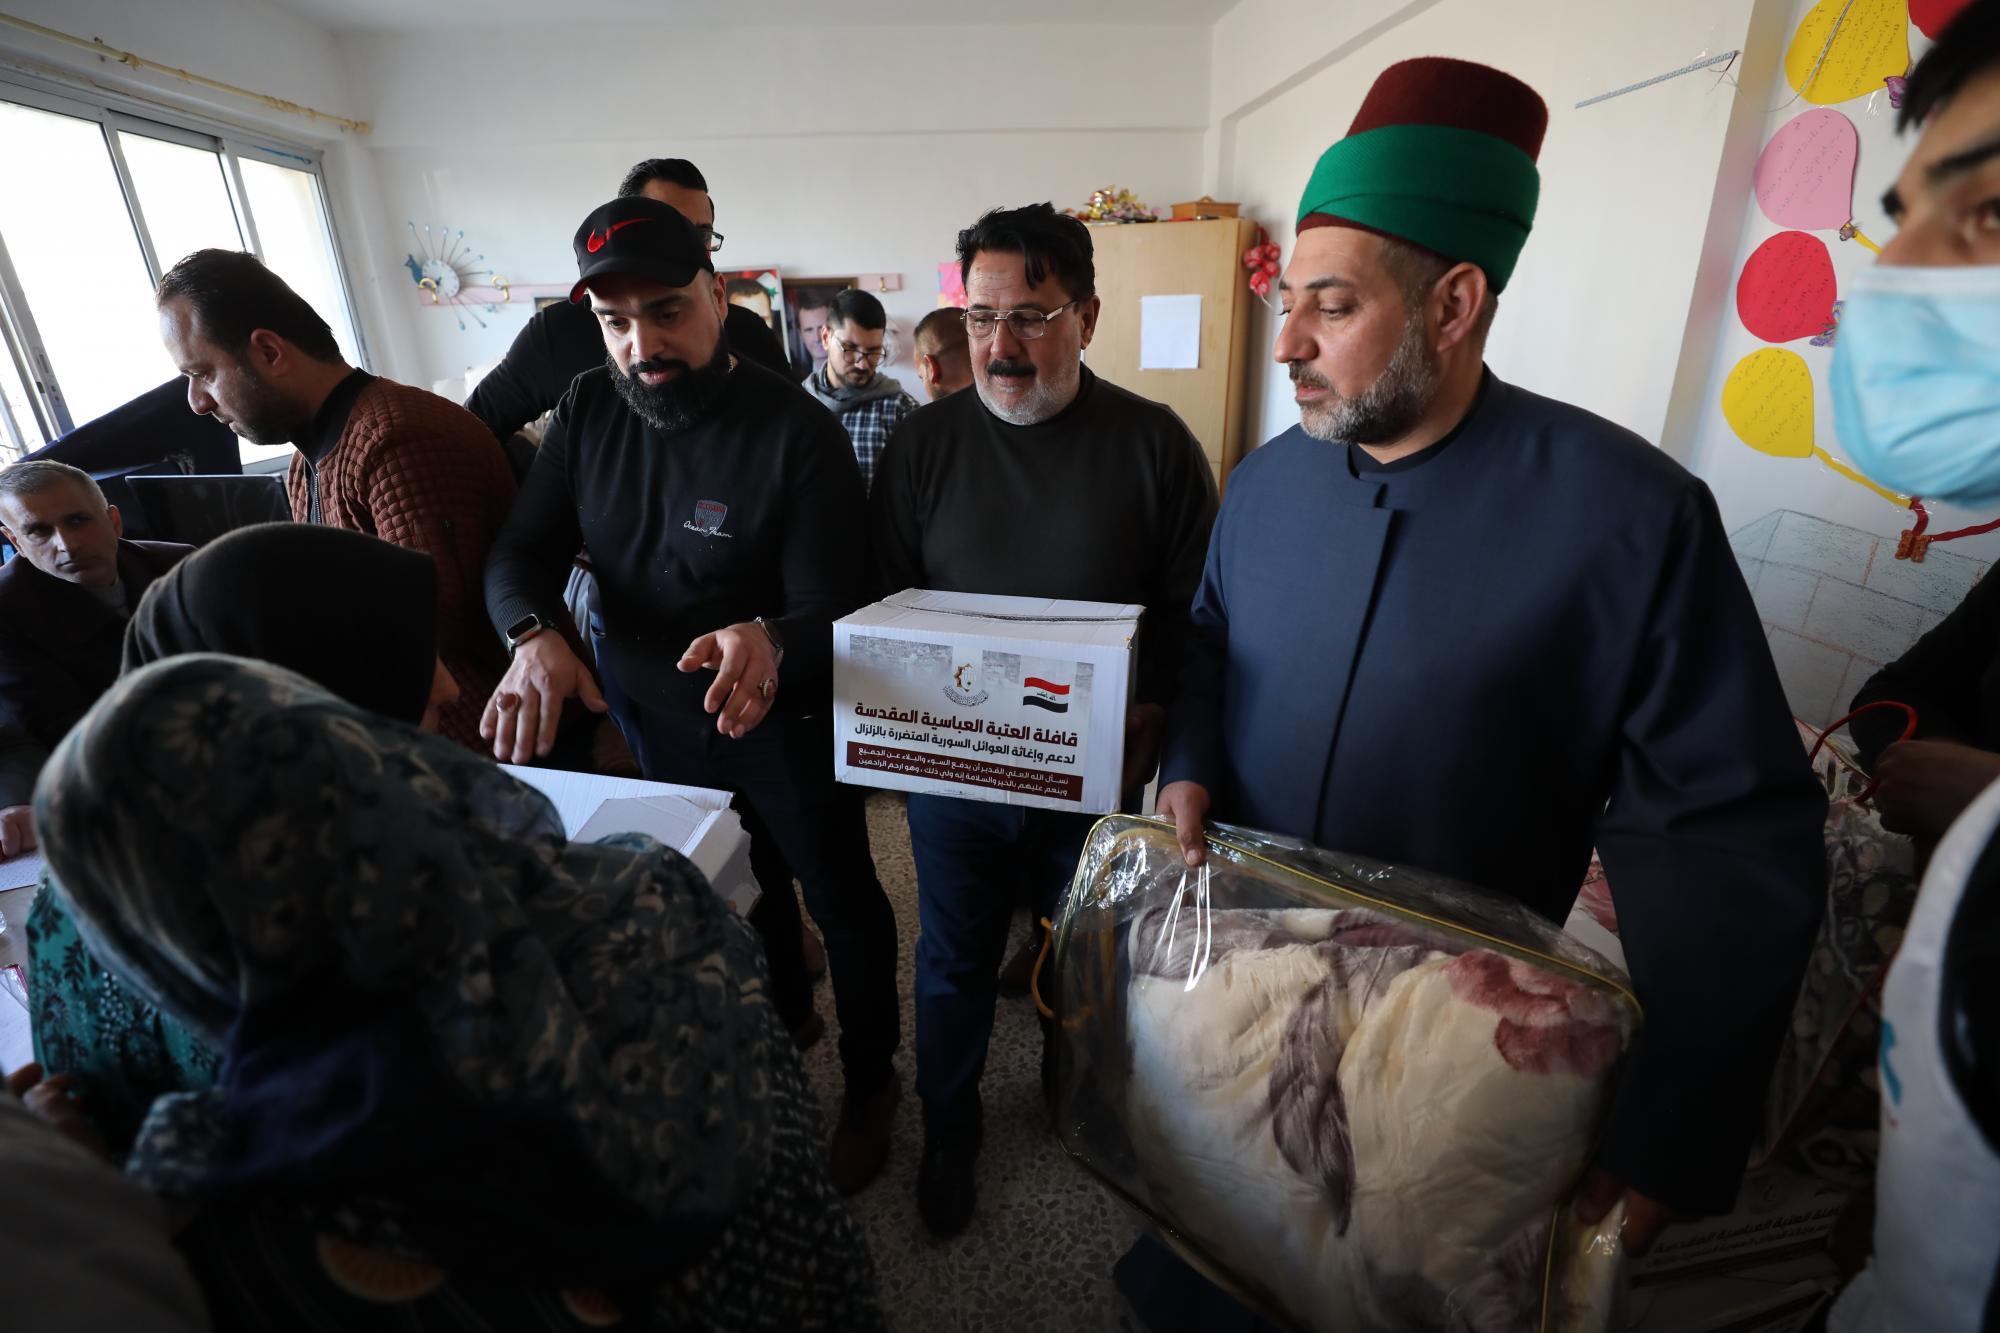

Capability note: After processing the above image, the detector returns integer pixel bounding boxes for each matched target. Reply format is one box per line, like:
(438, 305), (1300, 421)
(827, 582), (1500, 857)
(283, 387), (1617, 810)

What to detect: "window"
(0, 81), (365, 465)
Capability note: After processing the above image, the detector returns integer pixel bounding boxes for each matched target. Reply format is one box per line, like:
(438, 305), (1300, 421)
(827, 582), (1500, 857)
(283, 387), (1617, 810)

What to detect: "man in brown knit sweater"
(156, 249), (515, 749)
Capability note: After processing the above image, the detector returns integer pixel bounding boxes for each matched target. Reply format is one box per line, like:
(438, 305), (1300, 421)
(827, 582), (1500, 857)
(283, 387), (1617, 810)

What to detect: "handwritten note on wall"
(1784, 0), (1910, 105)
(1911, 0), (1973, 39)
(1725, 348), (1818, 459)
(1755, 109), (1864, 231)
(1723, 348), (1907, 507)
(1737, 232), (1838, 343)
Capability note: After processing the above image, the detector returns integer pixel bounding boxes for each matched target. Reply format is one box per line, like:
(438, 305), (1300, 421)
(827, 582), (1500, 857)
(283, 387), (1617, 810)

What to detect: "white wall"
(1206, 0), (1773, 452)
(1677, 0), (1970, 545)
(337, 22), (1212, 393)
(0, 0), (407, 390)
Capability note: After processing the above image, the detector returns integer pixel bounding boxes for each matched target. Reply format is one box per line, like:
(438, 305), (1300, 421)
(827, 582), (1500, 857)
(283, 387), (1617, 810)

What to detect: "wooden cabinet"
(1085, 217), (1260, 487)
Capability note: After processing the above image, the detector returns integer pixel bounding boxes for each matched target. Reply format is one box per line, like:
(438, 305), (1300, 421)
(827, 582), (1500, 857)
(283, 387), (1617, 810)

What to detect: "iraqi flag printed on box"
(833, 590), (1142, 814)
(1023, 677), (1071, 712)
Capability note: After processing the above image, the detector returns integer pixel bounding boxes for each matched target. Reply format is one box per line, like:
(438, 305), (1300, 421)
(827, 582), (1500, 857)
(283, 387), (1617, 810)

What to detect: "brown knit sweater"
(287, 377), (517, 749)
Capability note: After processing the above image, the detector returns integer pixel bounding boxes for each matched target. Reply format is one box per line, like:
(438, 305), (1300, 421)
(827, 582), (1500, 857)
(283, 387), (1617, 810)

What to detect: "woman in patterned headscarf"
(27, 523), (461, 1150)
(31, 652), (882, 1331)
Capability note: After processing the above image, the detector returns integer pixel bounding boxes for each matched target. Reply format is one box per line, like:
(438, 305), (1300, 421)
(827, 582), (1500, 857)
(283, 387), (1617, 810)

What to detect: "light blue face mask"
(1830, 262), (2000, 507)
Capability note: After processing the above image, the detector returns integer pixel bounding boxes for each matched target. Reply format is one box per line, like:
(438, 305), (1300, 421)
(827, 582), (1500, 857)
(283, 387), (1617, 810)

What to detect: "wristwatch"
(506, 612), (553, 653)
(754, 616), (786, 664)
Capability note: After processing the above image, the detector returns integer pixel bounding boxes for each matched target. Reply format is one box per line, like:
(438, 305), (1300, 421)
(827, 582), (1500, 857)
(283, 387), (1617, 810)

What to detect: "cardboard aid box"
(834, 589), (1141, 815)
(501, 766), (760, 916)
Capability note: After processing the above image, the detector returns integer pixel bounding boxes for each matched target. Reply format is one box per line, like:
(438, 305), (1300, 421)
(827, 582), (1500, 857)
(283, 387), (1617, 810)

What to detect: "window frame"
(0, 72), (369, 460)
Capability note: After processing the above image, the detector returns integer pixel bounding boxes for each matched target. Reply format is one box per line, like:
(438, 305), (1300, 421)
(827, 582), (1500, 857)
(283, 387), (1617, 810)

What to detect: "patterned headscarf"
(33, 654), (777, 1288)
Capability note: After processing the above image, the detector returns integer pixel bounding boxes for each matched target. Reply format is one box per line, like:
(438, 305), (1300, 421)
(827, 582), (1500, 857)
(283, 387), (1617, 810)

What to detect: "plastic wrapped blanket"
(1049, 817), (1639, 1333)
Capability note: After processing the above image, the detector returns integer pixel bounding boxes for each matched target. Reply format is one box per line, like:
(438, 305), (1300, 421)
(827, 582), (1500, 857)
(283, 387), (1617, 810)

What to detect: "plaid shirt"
(821, 378), (919, 493)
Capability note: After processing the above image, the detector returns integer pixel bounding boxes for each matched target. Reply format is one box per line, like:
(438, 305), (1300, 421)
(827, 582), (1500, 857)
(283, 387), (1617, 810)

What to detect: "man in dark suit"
(0, 461), (190, 855)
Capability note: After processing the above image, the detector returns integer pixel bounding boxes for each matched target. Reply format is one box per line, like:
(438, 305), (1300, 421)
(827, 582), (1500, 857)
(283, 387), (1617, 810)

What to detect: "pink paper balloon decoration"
(1737, 231), (1838, 343)
(1754, 109), (1861, 232)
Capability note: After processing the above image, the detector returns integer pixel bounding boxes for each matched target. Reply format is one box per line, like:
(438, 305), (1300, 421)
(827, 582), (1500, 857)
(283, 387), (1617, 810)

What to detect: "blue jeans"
(905, 793), (1098, 1139)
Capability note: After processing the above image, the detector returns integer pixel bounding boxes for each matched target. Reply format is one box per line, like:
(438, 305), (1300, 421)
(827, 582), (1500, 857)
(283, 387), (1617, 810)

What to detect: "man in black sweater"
(0, 461), (190, 855)
(870, 203), (1218, 1238)
(465, 157), (790, 443)
(469, 156), (823, 971)
(483, 196), (902, 1194)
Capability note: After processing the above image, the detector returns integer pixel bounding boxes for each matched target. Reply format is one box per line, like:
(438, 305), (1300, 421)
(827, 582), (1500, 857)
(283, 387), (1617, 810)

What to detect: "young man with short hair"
(805, 288), (919, 492)
(912, 307), (972, 401)
(464, 157), (791, 444)
(1820, 5), (2000, 1327)
(156, 250), (516, 751)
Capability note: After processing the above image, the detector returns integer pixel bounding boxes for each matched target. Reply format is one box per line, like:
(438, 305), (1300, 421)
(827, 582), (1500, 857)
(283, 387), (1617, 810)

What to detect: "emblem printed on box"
(942, 661), (990, 708)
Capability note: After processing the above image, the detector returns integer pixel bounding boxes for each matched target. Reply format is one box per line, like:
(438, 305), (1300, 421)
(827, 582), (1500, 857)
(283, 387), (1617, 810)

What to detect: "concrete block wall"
(1733, 510), (1988, 730)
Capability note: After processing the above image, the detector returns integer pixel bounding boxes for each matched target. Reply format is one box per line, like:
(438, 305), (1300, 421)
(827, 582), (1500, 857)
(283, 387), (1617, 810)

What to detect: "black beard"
(609, 337), (732, 432)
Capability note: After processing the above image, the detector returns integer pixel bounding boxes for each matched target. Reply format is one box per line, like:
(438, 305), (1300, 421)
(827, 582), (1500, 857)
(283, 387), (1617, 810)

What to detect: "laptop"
(125, 474), (291, 547)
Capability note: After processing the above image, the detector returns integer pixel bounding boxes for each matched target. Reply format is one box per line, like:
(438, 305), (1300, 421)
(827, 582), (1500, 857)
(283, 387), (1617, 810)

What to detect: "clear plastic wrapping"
(1049, 817), (1640, 1333)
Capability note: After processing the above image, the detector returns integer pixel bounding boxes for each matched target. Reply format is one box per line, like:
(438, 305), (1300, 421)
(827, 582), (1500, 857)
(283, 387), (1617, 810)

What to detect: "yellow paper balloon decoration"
(1722, 348), (1906, 507)
(1784, 0), (1910, 106)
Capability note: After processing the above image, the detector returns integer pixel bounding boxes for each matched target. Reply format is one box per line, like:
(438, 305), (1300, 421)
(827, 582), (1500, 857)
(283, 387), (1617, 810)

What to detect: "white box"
(1630, 1166), (1848, 1283)
(834, 589), (1141, 814)
(501, 766), (760, 917)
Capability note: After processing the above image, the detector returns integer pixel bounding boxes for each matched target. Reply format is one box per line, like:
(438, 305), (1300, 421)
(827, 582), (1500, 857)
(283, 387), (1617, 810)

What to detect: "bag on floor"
(1048, 816), (1638, 1333)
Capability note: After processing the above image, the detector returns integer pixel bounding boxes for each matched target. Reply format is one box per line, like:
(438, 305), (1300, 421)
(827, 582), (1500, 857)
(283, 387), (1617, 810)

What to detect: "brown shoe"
(997, 928), (1044, 998)
(802, 927), (828, 983)
(828, 1077), (901, 1195)
(790, 1012), (826, 1053)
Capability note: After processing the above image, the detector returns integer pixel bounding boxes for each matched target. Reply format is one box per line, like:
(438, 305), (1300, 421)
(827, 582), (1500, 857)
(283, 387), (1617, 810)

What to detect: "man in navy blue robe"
(1155, 57), (1827, 1269)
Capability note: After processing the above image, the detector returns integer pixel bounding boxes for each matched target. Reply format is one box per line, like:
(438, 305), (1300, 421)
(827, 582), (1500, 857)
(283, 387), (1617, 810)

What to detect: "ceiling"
(274, 0), (1242, 32)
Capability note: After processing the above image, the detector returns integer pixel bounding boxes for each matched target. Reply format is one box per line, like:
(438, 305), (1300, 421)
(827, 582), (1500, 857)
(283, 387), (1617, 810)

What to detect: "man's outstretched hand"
(481, 633), (607, 763)
(1574, 1166), (1692, 1257)
(678, 622), (780, 739)
(0, 805), (34, 859)
(1156, 780), (1211, 867)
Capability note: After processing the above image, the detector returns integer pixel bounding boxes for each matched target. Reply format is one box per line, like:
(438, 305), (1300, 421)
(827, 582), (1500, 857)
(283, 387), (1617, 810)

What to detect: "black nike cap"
(570, 196), (712, 303)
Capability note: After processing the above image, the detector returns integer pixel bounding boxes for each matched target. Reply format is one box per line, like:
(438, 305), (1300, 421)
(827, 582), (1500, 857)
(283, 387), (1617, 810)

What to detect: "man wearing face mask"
(870, 202), (1218, 1238)
(1136, 61), (1826, 1318)
(1819, 5), (2000, 1328)
(482, 197), (905, 1197)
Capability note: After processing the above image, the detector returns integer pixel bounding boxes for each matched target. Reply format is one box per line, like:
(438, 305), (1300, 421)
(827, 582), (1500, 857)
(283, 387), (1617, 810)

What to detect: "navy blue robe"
(1160, 373), (1827, 1213)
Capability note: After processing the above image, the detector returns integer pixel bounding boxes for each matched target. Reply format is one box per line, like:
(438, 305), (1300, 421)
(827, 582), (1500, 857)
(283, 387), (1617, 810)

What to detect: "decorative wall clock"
(403, 222), (509, 330)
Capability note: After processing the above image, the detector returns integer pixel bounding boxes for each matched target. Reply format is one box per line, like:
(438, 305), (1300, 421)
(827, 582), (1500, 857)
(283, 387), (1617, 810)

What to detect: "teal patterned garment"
(32, 653), (883, 1331)
(26, 886), (220, 1154)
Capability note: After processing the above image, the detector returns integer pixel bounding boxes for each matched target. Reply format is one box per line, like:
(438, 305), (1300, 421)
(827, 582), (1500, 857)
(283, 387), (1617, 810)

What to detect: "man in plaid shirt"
(804, 289), (918, 492)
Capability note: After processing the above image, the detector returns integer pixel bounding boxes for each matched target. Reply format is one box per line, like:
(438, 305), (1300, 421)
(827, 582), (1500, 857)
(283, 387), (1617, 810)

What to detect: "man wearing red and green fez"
(1135, 56), (1829, 1322)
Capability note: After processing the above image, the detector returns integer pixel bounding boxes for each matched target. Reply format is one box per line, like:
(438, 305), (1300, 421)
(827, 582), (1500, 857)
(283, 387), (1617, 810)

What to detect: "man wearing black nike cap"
(483, 196), (904, 1194)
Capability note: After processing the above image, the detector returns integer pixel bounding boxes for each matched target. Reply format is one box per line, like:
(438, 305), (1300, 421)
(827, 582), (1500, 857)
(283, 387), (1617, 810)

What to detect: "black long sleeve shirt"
(1849, 569), (2000, 1175)
(466, 298), (794, 443)
(484, 358), (868, 723)
(1850, 569), (2000, 768)
(869, 365), (1218, 709)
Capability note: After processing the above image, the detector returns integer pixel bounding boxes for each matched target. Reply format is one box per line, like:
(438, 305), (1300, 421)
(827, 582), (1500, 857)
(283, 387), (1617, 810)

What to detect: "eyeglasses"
(700, 228), (725, 254)
(961, 300), (1079, 341)
(828, 332), (887, 365)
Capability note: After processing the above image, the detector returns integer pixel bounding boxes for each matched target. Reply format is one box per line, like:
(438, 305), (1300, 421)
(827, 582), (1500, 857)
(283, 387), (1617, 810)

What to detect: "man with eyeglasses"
(465, 158), (791, 446)
(804, 289), (918, 494)
(870, 201), (1219, 1239)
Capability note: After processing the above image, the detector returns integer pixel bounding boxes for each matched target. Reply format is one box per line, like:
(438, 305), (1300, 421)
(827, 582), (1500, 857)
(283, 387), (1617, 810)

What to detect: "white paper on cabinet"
(1139, 294), (1202, 371)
